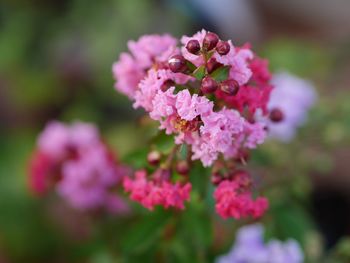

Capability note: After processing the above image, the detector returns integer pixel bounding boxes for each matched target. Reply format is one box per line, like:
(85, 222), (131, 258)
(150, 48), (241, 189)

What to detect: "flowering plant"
(112, 30), (275, 219)
(27, 30), (320, 262)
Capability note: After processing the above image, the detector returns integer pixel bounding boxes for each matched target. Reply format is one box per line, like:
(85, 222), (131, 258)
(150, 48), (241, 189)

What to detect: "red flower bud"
(206, 58), (223, 74)
(211, 172), (223, 186)
(269, 108), (284, 122)
(203, 32), (219, 51)
(176, 160), (190, 176)
(216, 41), (230, 55)
(147, 150), (161, 166)
(201, 76), (218, 94)
(168, 55), (187, 73)
(220, 79), (240, 95)
(186, 39), (201, 55)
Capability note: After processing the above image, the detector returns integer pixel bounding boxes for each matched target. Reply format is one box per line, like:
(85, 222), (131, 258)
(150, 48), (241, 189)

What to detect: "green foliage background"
(1, 1), (350, 262)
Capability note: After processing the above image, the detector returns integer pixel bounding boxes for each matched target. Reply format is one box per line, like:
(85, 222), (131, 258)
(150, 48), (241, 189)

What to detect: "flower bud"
(211, 172), (222, 186)
(176, 160), (190, 176)
(153, 168), (171, 182)
(186, 39), (201, 55)
(168, 55), (187, 73)
(216, 41), (230, 55)
(269, 108), (284, 123)
(220, 79), (239, 95)
(161, 79), (175, 92)
(147, 150), (161, 166)
(234, 148), (250, 164)
(206, 58), (223, 74)
(203, 32), (219, 51)
(201, 76), (218, 94)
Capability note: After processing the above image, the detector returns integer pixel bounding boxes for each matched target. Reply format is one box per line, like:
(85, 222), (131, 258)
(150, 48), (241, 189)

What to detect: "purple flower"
(216, 224), (304, 263)
(264, 72), (317, 142)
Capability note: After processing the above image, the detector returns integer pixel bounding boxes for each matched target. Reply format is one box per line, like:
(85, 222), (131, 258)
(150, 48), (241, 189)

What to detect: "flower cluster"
(112, 30), (273, 218)
(123, 170), (191, 210)
(213, 171), (268, 219)
(216, 224), (304, 263)
(257, 72), (317, 142)
(112, 30), (270, 167)
(29, 121), (128, 213)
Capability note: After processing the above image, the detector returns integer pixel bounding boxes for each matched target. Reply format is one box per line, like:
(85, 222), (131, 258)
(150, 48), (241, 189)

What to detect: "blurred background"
(1, 0), (350, 262)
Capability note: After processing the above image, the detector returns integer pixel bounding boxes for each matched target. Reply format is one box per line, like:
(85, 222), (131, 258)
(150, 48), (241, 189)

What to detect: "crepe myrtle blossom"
(256, 72), (317, 142)
(112, 30), (271, 167)
(216, 224), (304, 263)
(123, 169), (191, 210)
(29, 121), (128, 213)
(213, 171), (268, 219)
(112, 30), (273, 217)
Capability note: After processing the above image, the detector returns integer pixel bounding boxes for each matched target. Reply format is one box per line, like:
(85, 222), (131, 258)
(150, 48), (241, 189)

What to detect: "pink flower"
(30, 121), (128, 213)
(127, 34), (177, 68)
(249, 57), (272, 85)
(134, 69), (166, 111)
(214, 175), (268, 219)
(57, 144), (123, 211)
(176, 90), (201, 121)
(112, 53), (145, 99)
(243, 122), (267, 149)
(123, 170), (192, 210)
(150, 87), (177, 121)
(134, 69), (191, 112)
(162, 181), (192, 209)
(214, 42), (253, 86)
(192, 109), (245, 166)
(28, 151), (56, 195)
(37, 121), (99, 160)
(181, 29), (206, 66)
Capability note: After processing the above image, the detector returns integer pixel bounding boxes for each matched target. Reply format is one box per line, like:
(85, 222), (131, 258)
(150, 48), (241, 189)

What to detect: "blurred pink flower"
(123, 170), (191, 210)
(30, 121), (128, 214)
(214, 173), (268, 219)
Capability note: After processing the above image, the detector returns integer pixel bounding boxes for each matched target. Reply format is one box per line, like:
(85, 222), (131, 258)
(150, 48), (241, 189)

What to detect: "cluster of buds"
(168, 32), (239, 96)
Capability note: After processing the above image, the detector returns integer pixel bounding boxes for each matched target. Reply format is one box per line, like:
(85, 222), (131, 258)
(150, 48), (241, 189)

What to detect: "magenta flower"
(123, 170), (191, 210)
(214, 172), (268, 219)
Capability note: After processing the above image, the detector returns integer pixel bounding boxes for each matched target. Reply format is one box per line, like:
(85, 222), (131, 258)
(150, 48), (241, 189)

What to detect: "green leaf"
(123, 148), (149, 169)
(121, 209), (171, 253)
(192, 65), (206, 80)
(210, 66), (230, 82)
(182, 204), (213, 247)
(186, 60), (196, 72)
(151, 131), (175, 154)
(189, 162), (211, 197)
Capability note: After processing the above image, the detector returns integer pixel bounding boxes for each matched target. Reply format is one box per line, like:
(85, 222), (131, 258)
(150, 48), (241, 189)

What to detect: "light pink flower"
(37, 121), (99, 160)
(128, 34), (177, 68)
(192, 109), (245, 166)
(112, 53), (145, 99)
(57, 144), (122, 211)
(176, 90), (201, 121)
(31, 121), (128, 213)
(243, 122), (267, 149)
(150, 87), (177, 121)
(214, 41), (253, 86)
(180, 29), (206, 66)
